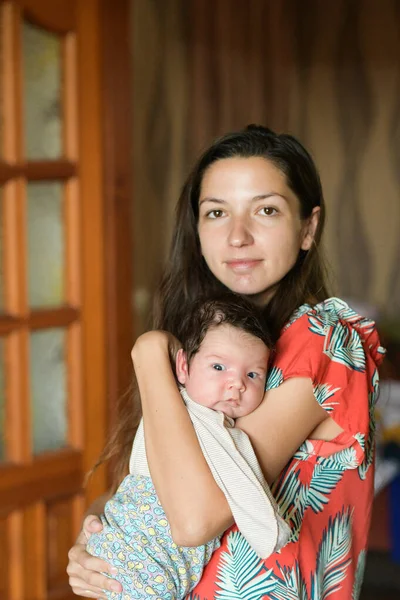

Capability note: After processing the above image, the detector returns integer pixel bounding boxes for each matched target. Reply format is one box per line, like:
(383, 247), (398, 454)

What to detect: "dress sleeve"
(266, 302), (385, 465)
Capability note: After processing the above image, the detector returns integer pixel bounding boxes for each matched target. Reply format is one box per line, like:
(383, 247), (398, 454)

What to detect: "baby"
(87, 296), (290, 600)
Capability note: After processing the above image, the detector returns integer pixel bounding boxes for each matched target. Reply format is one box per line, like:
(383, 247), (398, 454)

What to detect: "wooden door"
(0, 1), (123, 598)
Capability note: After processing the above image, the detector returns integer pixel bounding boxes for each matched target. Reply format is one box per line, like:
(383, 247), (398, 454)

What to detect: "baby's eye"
(212, 364), (226, 371)
(247, 372), (258, 379)
(257, 206), (278, 216)
(206, 209), (225, 219)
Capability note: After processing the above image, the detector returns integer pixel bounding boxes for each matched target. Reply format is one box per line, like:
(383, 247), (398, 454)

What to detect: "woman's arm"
(133, 331), (234, 545)
(83, 492), (110, 518)
(132, 332), (329, 546)
(235, 377), (329, 483)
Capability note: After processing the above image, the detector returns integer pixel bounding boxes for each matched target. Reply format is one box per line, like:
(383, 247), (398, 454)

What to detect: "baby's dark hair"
(180, 294), (274, 365)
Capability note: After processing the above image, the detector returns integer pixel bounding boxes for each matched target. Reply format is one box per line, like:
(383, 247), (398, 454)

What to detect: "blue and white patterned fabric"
(87, 474), (220, 600)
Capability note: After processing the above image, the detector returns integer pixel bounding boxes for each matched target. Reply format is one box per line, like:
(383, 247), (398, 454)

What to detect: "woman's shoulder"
(271, 296), (385, 379)
(283, 296), (377, 333)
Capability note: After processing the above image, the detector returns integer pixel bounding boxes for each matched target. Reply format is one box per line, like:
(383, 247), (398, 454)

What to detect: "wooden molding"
(0, 449), (82, 515)
(99, 0), (134, 449)
(0, 161), (77, 183)
(19, 0), (76, 34)
(76, 0), (107, 506)
(0, 307), (80, 334)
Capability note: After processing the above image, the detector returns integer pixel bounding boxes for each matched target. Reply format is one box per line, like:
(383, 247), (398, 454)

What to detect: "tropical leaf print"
(234, 510), (353, 600)
(320, 298), (375, 336)
(294, 440), (316, 461)
(354, 432), (366, 452)
(326, 299), (371, 327)
(322, 323), (366, 372)
(352, 549), (366, 600)
(306, 298), (376, 372)
(308, 312), (337, 334)
(313, 383), (341, 412)
(215, 531), (276, 600)
(310, 508), (353, 599)
(267, 562), (308, 600)
(358, 369), (380, 480)
(273, 464), (308, 543)
(369, 368), (380, 410)
(282, 303), (311, 332)
(266, 366), (284, 390)
(307, 462), (347, 514)
(273, 441), (357, 546)
(317, 446), (360, 471)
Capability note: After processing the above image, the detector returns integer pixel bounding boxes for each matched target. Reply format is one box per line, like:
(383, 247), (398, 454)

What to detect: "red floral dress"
(187, 298), (385, 600)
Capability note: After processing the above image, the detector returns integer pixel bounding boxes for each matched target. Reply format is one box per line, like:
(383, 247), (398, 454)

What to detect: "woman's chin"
(225, 282), (275, 304)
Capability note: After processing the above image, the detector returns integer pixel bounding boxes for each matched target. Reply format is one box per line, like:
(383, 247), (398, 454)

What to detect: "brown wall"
(131, 0), (400, 334)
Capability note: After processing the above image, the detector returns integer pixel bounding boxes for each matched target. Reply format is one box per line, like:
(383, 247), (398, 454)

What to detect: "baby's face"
(176, 324), (269, 418)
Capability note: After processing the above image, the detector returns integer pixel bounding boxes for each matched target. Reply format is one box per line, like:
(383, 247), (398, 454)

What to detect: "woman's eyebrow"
(199, 197), (227, 206)
(199, 192), (289, 206)
(252, 193), (289, 203)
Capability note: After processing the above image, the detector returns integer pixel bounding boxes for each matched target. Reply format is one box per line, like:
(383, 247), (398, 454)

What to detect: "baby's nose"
(228, 378), (246, 393)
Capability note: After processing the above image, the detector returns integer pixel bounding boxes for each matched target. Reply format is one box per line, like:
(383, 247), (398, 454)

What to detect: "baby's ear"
(175, 348), (189, 385)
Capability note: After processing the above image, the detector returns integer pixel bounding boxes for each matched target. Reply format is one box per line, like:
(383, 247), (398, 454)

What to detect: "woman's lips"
(225, 259), (262, 272)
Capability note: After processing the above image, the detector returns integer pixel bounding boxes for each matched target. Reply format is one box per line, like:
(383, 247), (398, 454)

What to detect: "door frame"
(99, 0), (134, 467)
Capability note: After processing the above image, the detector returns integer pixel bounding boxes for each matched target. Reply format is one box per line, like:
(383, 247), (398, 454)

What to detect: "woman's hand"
(132, 330), (182, 368)
(67, 515), (122, 598)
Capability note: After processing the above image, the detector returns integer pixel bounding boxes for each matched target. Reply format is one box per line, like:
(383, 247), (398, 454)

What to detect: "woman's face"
(198, 157), (315, 305)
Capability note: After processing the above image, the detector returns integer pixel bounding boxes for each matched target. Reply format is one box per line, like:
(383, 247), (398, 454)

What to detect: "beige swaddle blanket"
(129, 389), (290, 558)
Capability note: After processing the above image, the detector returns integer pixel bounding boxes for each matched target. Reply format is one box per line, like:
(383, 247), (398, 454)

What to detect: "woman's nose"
(227, 217), (254, 247)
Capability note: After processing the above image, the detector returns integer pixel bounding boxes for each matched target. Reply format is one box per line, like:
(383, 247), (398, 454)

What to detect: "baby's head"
(176, 296), (273, 418)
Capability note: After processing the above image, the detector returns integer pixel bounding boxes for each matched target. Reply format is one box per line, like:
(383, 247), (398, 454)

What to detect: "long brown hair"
(94, 125), (330, 491)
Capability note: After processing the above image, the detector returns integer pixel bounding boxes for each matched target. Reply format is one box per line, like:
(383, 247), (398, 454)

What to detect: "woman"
(67, 125), (385, 599)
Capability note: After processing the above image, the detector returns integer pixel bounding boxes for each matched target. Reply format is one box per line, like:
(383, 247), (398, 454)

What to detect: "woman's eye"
(247, 372), (258, 379)
(212, 364), (225, 371)
(258, 206), (278, 216)
(206, 209), (225, 219)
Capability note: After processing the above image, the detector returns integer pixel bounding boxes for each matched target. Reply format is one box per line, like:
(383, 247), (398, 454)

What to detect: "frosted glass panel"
(22, 20), (62, 159)
(0, 338), (5, 461)
(27, 182), (65, 307)
(0, 188), (4, 312)
(30, 328), (67, 454)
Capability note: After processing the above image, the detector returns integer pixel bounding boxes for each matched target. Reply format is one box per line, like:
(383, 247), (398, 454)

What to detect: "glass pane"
(0, 188), (4, 312)
(0, 338), (5, 461)
(30, 328), (67, 454)
(22, 19), (62, 160)
(27, 182), (65, 307)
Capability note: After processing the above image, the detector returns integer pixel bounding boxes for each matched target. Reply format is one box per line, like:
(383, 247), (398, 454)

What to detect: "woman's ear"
(301, 206), (320, 251)
(175, 348), (189, 385)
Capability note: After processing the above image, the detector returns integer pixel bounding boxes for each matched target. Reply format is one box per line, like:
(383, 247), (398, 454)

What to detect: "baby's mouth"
(224, 398), (240, 407)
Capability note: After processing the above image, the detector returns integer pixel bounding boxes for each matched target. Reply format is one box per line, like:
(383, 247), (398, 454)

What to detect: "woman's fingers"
(67, 543), (122, 596)
(75, 553), (111, 577)
(68, 561), (122, 596)
(67, 516), (121, 598)
(68, 577), (108, 598)
(82, 514), (104, 540)
(67, 549), (120, 583)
